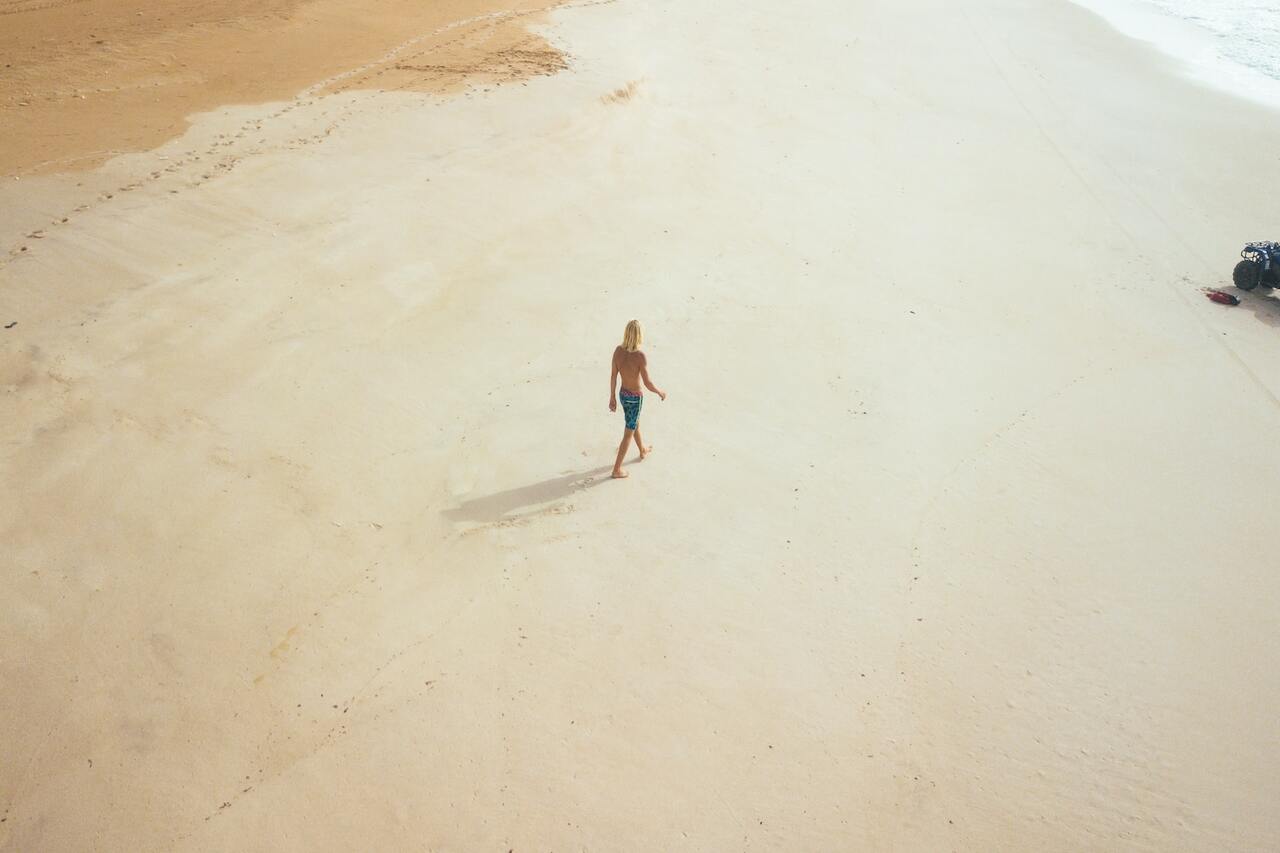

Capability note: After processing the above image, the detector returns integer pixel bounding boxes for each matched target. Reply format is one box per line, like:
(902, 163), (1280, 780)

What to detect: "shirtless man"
(609, 319), (667, 479)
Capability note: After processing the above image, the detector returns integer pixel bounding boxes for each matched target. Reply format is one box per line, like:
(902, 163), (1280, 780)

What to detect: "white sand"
(3, 0), (1280, 849)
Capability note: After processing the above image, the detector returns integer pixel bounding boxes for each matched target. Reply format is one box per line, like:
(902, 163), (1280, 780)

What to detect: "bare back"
(613, 346), (646, 394)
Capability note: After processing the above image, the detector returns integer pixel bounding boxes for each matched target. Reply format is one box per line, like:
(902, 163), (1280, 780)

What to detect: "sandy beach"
(3, 0), (1280, 849)
(0, 0), (567, 175)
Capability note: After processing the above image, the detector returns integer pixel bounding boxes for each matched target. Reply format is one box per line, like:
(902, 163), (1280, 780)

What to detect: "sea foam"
(1073, 0), (1280, 108)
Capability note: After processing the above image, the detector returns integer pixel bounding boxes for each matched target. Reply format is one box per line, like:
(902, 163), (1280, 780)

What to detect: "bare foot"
(638, 444), (653, 460)
(611, 468), (629, 479)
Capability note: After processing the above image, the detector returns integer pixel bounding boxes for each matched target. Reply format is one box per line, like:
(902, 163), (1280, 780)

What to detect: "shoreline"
(1068, 0), (1280, 110)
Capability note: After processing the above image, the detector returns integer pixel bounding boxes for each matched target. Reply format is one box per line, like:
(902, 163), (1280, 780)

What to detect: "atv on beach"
(1233, 241), (1280, 291)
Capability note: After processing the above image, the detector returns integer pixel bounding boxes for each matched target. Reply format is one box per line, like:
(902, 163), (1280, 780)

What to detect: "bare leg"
(612, 428), (634, 478)
(634, 426), (651, 460)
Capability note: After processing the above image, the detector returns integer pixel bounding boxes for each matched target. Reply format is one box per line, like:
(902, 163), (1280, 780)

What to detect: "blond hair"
(621, 319), (644, 352)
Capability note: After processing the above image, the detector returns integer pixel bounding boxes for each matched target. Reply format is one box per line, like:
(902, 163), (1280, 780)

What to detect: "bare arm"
(639, 354), (666, 400)
(609, 349), (619, 411)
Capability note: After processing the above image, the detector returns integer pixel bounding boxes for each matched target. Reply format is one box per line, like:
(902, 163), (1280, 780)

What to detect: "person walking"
(608, 319), (667, 479)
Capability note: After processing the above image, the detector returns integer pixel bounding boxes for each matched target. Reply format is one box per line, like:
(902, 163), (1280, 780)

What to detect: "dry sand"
(0, 0), (566, 175)
(3, 0), (1280, 850)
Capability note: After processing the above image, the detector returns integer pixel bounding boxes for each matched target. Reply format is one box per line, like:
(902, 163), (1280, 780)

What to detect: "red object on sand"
(1207, 290), (1240, 305)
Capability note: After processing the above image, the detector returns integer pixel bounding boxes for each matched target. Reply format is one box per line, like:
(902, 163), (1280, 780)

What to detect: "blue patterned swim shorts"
(619, 389), (643, 430)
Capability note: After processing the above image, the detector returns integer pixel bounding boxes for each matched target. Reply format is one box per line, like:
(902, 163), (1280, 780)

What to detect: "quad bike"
(1233, 241), (1280, 291)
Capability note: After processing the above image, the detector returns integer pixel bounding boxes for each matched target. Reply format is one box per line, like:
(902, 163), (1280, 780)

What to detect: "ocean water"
(1073, 0), (1280, 107)
(1145, 0), (1280, 81)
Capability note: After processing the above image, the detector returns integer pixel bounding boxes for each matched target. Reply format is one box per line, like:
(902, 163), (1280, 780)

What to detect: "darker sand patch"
(601, 79), (640, 104)
(0, 0), (568, 176)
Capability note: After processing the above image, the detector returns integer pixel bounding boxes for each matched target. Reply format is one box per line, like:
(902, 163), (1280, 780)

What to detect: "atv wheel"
(1262, 268), (1280, 289)
(1233, 259), (1262, 291)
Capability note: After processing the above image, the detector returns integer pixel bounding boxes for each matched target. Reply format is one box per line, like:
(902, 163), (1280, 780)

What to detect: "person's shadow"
(442, 466), (614, 525)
